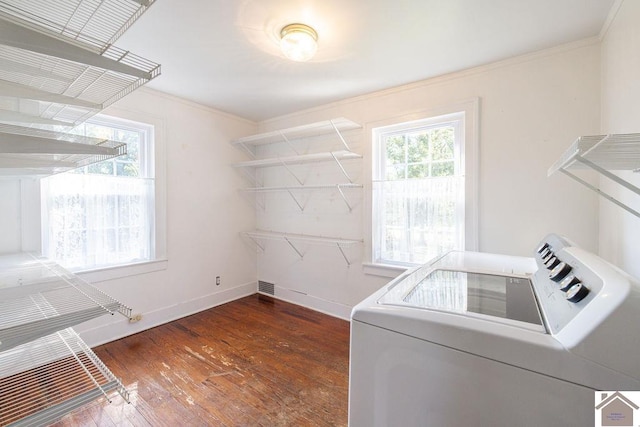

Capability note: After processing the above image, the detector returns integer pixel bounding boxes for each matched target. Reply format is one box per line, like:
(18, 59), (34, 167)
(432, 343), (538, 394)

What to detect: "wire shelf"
(233, 150), (362, 168)
(242, 230), (362, 266)
(0, 253), (132, 352)
(244, 183), (363, 192)
(244, 183), (363, 212)
(549, 133), (640, 219)
(0, 328), (128, 427)
(0, 0), (156, 50)
(0, 39), (160, 126)
(549, 133), (640, 174)
(243, 230), (362, 246)
(0, 123), (126, 175)
(232, 118), (361, 147)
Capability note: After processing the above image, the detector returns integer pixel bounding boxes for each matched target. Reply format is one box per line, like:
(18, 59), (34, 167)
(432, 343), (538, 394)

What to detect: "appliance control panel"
(531, 234), (602, 335)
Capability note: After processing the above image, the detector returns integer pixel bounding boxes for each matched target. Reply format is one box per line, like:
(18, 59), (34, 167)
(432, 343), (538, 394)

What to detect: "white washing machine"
(349, 234), (640, 427)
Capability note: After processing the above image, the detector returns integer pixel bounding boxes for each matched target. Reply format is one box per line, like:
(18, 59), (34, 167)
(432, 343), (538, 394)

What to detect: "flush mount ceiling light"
(280, 23), (318, 62)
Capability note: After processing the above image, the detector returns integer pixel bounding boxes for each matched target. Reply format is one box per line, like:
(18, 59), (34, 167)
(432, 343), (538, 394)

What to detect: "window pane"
(431, 127), (455, 160)
(385, 135), (405, 165)
(87, 161), (114, 175)
(431, 161), (455, 177)
(41, 116), (154, 271)
(407, 163), (429, 179)
(407, 132), (429, 163)
(116, 137), (140, 177)
(116, 161), (139, 176)
(84, 123), (112, 140)
(385, 164), (406, 181)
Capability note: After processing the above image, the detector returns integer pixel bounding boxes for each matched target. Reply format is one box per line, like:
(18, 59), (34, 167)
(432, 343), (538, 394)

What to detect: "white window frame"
(363, 98), (479, 277)
(41, 108), (167, 282)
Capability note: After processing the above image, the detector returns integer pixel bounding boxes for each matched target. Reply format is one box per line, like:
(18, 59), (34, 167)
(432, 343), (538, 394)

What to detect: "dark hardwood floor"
(51, 295), (350, 426)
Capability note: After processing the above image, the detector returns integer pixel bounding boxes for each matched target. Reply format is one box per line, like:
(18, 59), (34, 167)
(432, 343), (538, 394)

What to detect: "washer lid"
(377, 253), (544, 332)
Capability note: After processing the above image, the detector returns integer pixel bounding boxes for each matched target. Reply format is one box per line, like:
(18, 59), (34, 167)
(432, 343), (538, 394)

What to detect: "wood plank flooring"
(50, 295), (350, 426)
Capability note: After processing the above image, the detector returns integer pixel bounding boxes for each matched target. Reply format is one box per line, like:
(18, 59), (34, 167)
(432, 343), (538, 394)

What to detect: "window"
(372, 112), (466, 266)
(41, 115), (155, 271)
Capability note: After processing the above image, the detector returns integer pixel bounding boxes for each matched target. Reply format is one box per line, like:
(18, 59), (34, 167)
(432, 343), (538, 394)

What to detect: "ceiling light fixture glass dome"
(280, 23), (318, 62)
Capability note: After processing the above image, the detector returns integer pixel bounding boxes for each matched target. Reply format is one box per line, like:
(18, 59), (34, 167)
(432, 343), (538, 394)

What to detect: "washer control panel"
(531, 234), (600, 334)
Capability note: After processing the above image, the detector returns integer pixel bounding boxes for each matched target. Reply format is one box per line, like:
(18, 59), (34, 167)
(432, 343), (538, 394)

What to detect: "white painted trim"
(259, 37), (599, 127)
(362, 262), (408, 279)
(266, 286), (352, 321)
(76, 281), (257, 347)
(599, 0), (625, 40)
(76, 259), (168, 283)
(468, 97), (481, 252)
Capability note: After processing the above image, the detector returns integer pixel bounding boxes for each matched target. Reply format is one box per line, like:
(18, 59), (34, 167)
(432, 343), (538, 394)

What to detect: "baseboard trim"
(261, 286), (352, 321)
(77, 281), (257, 347)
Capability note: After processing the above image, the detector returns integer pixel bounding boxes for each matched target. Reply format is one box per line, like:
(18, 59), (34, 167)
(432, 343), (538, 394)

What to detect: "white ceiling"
(117, 0), (616, 122)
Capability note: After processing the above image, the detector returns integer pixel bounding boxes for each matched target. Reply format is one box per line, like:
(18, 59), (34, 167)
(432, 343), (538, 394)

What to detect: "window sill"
(362, 262), (410, 279)
(76, 259), (168, 284)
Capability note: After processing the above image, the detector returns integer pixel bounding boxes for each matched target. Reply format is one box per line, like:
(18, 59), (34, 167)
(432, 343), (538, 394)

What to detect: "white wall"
(599, 0), (640, 279)
(66, 88), (258, 346)
(252, 40), (602, 317)
(0, 180), (22, 253)
(0, 178), (42, 254)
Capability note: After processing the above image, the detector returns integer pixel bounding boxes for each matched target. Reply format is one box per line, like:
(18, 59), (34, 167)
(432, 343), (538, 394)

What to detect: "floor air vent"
(258, 280), (275, 295)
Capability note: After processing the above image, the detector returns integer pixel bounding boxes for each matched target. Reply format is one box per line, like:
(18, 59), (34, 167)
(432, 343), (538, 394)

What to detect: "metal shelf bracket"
(330, 151), (354, 183)
(284, 237), (304, 259)
(241, 230), (361, 267)
(280, 159), (305, 185)
(336, 184), (354, 212)
(286, 189), (305, 211)
(336, 243), (352, 266)
(330, 118), (351, 152)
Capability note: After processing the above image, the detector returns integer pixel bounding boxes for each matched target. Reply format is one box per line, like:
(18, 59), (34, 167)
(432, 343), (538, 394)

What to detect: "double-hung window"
(41, 115), (155, 271)
(372, 112), (467, 266)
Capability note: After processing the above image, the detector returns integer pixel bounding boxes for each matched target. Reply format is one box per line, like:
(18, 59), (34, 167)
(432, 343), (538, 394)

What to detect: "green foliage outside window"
(72, 122), (141, 177)
(384, 126), (455, 180)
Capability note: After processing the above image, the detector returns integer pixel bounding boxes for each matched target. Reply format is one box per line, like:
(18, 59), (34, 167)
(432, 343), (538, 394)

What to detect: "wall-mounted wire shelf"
(243, 183), (363, 212)
(242, 230), (362, 266)
(0, 252), (132, 352)
(0, 123), (127, 175)
(0, 0), (156, 51)
(0, 26), (160, 127)
(233, 150), (362, 168)
(549, 133), (640, 218)
(233, 150), (362, 187)
(244, 183), (363, 192)
(0, 328), (128, 427)
(232, 117), (361, 153)
(232, 118), (364, 265)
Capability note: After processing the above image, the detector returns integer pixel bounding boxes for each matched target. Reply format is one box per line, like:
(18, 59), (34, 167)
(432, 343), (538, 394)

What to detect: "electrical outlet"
(216, 276), (221, 286)
(129, 313), (143, 323)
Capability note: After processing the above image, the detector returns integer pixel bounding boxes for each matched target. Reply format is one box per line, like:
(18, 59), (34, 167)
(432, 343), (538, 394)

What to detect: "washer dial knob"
(566, 283), (590, 303)
(537, 243), (550, 254)
(559, 274), (580, 292)
(550, 262), (572, 282)
(544, 256), (561, 270)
